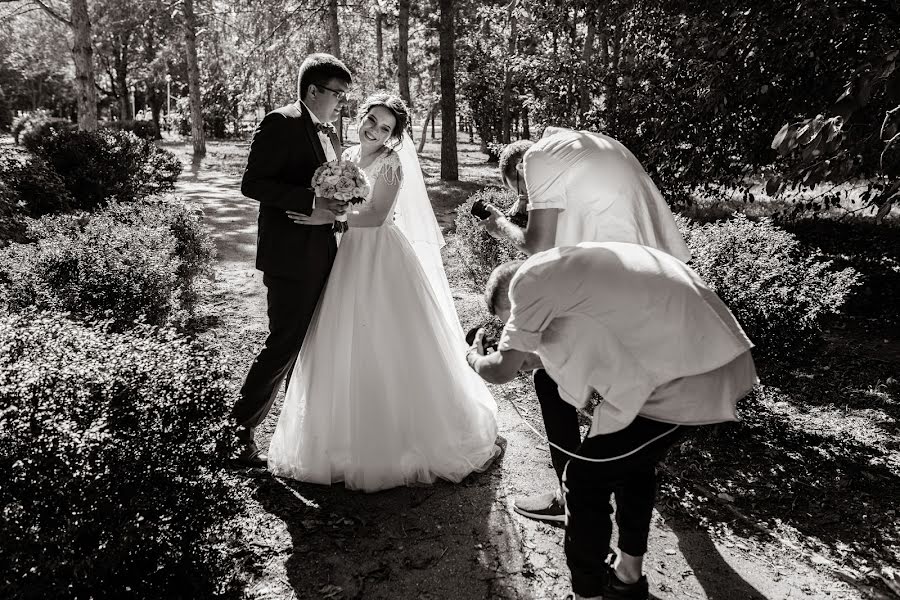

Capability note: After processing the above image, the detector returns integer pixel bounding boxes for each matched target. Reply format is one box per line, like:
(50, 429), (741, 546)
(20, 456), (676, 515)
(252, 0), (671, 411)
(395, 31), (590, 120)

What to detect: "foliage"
(0, 156), (75, 218)
(31, 128), (182, 211)
(0, 183), (28, 246)
(453, 186), (526, 287)
(19, 117), (77, 153)
(104, 119), (161, 140)
(0, 200), (214, 328)
(676, 214), (860, 363)
(0, 313), (240, 600)
(769, 48), (900, 221)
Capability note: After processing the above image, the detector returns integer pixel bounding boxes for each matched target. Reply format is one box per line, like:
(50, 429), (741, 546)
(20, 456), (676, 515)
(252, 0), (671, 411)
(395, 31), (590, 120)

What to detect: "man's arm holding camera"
(466, 329), (543, 384)
(482, 205), (559, 257)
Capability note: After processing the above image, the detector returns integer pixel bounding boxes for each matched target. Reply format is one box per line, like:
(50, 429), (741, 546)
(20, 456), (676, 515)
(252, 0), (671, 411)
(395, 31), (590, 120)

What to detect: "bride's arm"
(346, 169), (400, 228)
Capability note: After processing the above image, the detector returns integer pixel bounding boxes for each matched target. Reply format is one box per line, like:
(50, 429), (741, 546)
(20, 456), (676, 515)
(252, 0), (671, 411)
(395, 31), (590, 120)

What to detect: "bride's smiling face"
(358, 106), (397, 148)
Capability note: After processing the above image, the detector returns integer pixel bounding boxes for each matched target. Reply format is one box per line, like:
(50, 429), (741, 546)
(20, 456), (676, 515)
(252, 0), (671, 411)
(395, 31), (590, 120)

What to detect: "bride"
(268, 93), (500, 492)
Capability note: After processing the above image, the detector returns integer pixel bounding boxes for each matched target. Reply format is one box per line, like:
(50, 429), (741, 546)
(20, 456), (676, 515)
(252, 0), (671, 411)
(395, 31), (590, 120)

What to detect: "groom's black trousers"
(232, 273), (329, 436)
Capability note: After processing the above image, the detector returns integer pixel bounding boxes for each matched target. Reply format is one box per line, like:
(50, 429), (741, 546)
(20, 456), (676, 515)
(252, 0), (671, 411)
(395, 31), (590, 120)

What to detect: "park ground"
(167, 133), (899, 600)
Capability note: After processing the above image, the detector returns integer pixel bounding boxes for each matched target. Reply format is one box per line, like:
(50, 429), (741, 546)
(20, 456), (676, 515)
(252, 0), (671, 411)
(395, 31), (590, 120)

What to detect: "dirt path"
(173, 141), (877, 600)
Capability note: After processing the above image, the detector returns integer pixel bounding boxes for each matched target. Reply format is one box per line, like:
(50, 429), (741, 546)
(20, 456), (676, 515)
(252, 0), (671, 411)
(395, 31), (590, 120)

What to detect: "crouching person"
(465, 242), (758, 600)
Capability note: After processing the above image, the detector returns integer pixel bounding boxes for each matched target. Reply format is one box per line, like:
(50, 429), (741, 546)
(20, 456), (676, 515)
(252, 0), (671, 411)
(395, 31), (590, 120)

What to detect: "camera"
(470, 199), (491, 220)
(465, 324), (499, 354)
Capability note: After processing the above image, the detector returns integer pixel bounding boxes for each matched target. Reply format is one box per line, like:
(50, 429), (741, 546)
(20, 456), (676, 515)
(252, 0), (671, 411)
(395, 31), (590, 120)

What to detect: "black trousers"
(533, 368), (581, 483)
(562, 416), (686, 597)
(231, 272), (331, 438)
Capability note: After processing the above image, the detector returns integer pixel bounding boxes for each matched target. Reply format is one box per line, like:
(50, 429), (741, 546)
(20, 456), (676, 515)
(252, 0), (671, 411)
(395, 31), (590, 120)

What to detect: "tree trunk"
(417, 103), (436, 153)
(375, 11), (384, 86)
(438, 0), (458, 180)
(397, 0), (412, 108)
(114, 33), (131, 120)
(431, 110), (436, 139)
(182, 0), (205, 155)
(70, 0), (98, 131)
(608, 24), (622, 131)
(522, 106), (530, 138)
(578, 5), (597, 125)
(327, 0), (341, 57)
(501, 0), (518, 144)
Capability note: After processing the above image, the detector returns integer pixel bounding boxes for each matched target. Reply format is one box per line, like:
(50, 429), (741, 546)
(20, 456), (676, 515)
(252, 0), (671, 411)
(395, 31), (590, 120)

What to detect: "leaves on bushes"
(0, 313), (240, 599)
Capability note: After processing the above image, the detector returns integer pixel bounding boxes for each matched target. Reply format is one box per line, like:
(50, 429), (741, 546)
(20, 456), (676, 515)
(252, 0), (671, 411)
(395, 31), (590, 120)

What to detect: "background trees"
(1, 0), (896, 196)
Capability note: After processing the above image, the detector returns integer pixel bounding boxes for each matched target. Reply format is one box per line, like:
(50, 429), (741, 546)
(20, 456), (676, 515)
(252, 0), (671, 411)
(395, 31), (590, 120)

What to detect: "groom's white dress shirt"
(498, 242), (758, 436)
(524, 128), (691, 262)
(300, 100), (337, 163)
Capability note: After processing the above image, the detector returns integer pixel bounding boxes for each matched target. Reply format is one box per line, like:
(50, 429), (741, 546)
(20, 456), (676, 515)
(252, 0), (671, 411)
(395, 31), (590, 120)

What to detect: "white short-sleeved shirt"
(499, 243), (757, 436)
(524, 128), (691, 262)
(300, 100), (337, 162)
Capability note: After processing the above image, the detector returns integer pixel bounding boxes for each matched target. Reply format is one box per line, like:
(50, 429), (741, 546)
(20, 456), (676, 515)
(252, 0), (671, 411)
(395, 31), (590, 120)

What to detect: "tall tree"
(70, 0), (98, 129)
(397, 0), (412, 108)
(578, 3), (598, 125)
(438, 0), (458, 180)
(23, 0), (99, 129)
(375, 9), (384, 85)
(181, 0), (205, 155)
(501, 0), (518, 143)
(327, 0), (340, 57)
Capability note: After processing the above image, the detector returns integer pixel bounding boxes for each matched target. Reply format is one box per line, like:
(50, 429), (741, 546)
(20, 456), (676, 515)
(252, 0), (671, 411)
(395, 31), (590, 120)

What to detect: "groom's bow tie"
(315, 122), (336, 135)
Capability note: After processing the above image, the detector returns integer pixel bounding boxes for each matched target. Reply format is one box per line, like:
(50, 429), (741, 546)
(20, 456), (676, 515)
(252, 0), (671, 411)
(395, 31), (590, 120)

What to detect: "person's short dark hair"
(498, 140), (534, 183)
(358, 92), (410, 145)
(297, 53), (352, 100)
(485, 260), (525, 315)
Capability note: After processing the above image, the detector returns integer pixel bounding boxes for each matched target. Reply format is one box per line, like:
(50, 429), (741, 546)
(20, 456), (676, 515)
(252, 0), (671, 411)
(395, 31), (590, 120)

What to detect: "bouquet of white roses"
(311, 160), (372, 233)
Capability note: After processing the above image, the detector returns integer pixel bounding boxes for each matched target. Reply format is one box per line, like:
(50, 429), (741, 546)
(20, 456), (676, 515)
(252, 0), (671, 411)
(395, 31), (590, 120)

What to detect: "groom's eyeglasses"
(315, 83), (350, 102)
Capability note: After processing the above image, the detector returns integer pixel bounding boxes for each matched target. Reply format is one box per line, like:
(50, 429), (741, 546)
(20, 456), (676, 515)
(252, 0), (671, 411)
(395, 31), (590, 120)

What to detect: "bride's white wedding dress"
(268, 142), (498, 492)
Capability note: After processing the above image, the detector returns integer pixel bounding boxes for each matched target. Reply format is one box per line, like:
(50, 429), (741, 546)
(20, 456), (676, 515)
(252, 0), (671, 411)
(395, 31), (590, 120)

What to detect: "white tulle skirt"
(268, 223), (499, 492)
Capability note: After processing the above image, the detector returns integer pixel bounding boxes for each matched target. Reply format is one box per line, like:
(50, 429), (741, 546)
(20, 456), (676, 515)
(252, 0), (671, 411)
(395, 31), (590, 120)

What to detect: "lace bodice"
(342, 146), (403, 201)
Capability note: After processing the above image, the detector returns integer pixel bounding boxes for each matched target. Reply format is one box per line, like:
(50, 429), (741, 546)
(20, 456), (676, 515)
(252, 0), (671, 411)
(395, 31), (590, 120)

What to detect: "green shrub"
(0, 200), (214, 327)
(453, 186), (527, 287)
(104, 119), (161, 140)
(0, 155), (75, 217)
(676, 214), (860, 363)
(19, 117), (76, 153)
(0, 183), (28, 246)
(31, 128), (181, 211)
(11, 110), (50, 144)
(0, 312), (240, 600)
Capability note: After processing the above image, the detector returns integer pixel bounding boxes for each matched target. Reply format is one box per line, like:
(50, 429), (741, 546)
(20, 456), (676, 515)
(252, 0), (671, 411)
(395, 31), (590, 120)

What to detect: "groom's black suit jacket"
(241, 102), (341, 280)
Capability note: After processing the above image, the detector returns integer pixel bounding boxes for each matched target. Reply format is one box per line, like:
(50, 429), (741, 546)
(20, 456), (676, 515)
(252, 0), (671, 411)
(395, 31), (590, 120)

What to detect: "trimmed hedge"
(104, 119), (161, 140)
(20, 117), (77, 153)
(453, 186), (527, 287)
(0, 313), (240, 599)
(0, 155), (75, 218)
(454, 186), (860, 364)
(0, 200), (215, 328)
(675, 214), (860, 363)
(30, 128), (181, 211)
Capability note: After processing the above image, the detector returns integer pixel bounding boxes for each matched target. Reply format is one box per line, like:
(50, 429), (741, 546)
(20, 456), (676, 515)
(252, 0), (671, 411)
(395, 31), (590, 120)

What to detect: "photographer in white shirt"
(479, 127), (691, 522)
(466, 243), (757, 600)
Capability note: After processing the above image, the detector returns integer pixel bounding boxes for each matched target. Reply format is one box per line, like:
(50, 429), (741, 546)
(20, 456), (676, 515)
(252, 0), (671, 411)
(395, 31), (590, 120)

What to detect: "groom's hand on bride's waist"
(287, 207), (336, 226)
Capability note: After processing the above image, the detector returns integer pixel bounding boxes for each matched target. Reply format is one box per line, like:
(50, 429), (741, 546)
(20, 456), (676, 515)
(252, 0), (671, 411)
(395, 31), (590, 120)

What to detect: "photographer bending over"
(466, 242), (758, 600)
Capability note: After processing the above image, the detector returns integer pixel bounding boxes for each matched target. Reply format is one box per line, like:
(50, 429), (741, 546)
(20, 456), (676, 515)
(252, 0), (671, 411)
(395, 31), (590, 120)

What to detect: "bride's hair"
(358, 93), (409, 145)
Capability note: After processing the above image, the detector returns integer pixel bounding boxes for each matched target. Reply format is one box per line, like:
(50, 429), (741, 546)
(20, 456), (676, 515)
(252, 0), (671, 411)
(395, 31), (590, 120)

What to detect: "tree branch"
(32, 0), (71, 26)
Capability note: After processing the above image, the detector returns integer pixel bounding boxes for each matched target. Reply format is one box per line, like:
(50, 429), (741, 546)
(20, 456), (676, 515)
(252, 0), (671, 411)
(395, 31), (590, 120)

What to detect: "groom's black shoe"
(235, 441), (267, 469)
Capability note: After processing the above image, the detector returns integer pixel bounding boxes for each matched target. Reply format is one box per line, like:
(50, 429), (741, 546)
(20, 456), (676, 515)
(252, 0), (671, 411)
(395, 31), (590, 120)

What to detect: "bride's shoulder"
(341, 145), (359, 161)
(375, 148), (403, 184)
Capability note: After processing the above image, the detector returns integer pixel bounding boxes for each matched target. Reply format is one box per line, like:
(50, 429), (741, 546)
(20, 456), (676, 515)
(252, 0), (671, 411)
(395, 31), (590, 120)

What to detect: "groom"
(232, 53), (352, 467)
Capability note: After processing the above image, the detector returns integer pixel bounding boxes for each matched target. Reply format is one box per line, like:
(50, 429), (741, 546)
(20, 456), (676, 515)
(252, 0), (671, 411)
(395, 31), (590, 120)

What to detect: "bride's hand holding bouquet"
(312, 160), (372, 233)
(285, 160), (371, 229)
